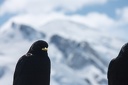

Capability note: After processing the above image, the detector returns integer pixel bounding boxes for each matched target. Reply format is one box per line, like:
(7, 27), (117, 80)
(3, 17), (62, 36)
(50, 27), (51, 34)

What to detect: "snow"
(0, 16), (126, 85)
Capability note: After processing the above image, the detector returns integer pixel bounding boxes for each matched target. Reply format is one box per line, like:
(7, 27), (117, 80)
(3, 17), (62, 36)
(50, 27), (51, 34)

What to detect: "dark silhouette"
(108, 43), (128, 85)
(13, 40), (51, 85)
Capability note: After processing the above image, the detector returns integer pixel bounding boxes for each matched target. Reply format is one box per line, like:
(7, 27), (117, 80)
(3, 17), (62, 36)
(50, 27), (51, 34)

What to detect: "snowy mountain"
(0, 22), (45, 42)
(51, 35), (108, 71)
(0, 19), (125, 85)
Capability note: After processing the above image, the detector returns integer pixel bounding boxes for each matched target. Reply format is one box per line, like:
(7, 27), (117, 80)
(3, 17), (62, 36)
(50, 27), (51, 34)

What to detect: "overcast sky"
(0, 0), (128, 33)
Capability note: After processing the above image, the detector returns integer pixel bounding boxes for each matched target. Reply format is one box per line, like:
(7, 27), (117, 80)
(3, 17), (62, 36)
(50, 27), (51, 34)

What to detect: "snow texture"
(0, 19), (126, 85)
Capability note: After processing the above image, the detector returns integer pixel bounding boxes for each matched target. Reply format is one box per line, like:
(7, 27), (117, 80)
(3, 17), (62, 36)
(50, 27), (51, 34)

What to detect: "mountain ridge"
(0, 19), (125, 85)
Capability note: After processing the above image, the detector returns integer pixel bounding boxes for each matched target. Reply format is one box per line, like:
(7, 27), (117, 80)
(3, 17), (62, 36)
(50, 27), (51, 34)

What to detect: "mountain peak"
(0, 22), (45, 42)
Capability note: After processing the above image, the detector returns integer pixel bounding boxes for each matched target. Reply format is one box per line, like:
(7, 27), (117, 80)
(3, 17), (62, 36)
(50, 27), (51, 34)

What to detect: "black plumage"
(108, 43), (128, 85)
(13, 40), (51, 85)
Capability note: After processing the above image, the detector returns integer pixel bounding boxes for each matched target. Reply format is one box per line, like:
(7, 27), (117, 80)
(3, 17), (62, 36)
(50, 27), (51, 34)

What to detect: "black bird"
(13, 40), (51, 85)
(108, 43), (128, 85)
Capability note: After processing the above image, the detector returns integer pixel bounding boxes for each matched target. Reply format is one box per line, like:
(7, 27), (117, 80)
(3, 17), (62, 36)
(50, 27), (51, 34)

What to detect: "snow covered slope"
(0, 22), (45, 42)
(0, 19), (125, 85)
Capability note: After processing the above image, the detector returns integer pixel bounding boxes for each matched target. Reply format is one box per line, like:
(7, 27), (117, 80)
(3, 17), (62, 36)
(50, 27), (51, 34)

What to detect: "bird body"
(13, 40), (51, 85)
(108, 43), (128, 85)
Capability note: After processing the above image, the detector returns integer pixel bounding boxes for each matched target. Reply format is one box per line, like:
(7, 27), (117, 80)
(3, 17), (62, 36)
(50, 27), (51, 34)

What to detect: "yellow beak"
(42, 47), (48, 51)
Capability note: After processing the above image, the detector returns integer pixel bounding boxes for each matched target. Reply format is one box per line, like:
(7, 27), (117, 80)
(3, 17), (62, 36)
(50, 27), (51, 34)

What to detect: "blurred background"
(0, 0), (128, 85)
